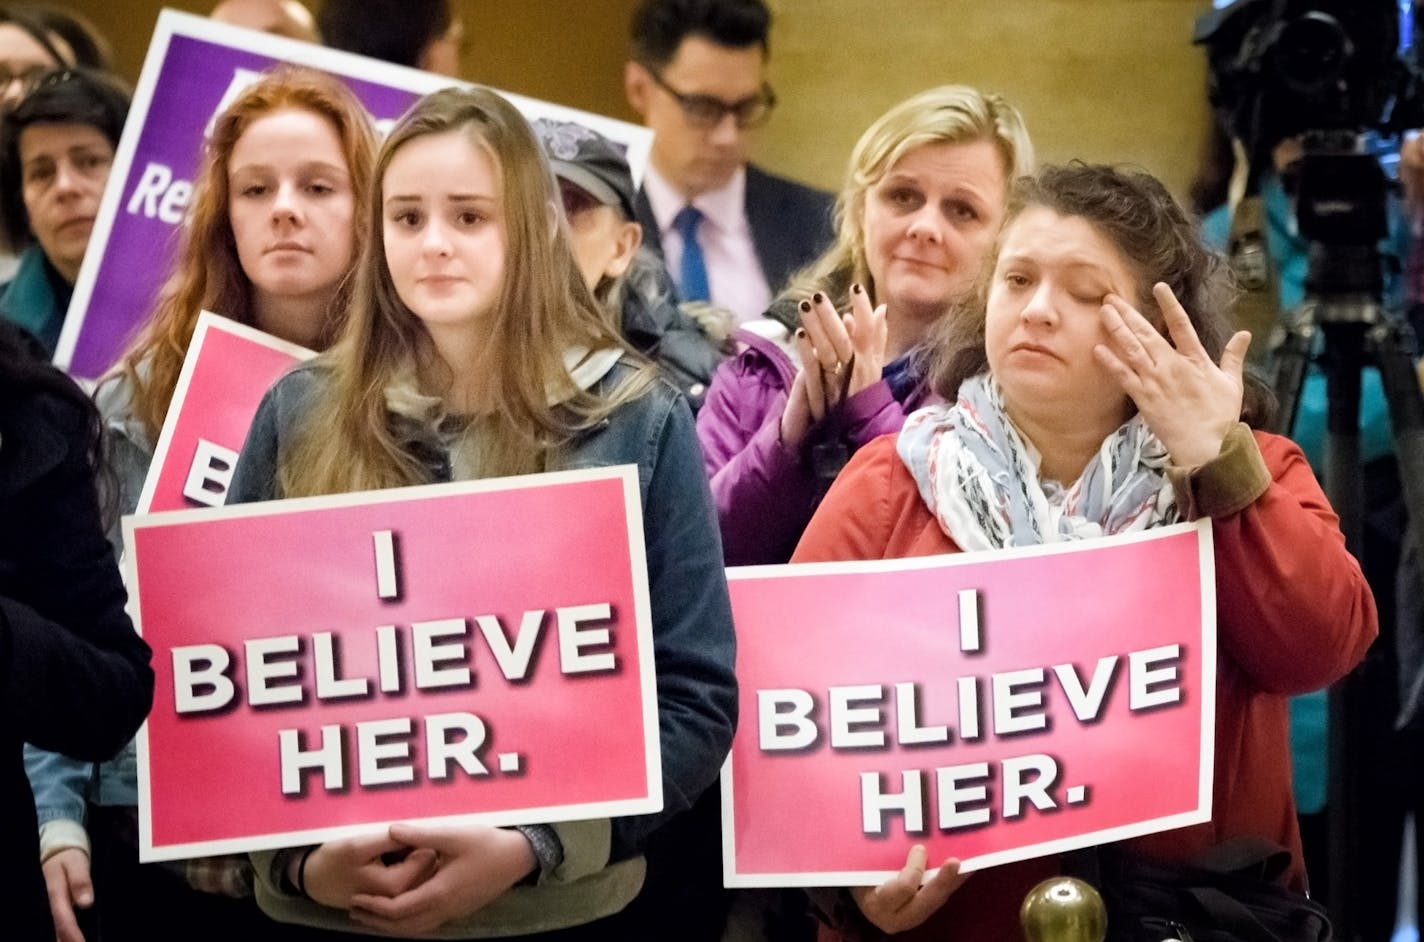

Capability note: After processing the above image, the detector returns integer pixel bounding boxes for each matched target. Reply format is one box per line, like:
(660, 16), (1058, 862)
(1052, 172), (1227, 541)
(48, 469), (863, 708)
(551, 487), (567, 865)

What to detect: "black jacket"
(0, 376), (154, 939)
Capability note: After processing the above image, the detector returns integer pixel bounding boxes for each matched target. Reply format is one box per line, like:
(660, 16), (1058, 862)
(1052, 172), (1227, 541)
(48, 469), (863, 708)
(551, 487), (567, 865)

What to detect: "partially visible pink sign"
(136, 311), (311, 513)
(124, 467), (660, 861)
(722, 522), (1216, 887)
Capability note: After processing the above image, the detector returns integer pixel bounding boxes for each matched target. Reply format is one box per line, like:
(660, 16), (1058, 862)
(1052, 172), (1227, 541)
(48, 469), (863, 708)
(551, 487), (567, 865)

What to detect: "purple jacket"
(695, 327), (935, 565)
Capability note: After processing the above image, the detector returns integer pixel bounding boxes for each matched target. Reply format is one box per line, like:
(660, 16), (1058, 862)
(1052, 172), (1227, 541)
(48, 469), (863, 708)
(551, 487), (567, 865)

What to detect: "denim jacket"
(227, 356), (738, 935)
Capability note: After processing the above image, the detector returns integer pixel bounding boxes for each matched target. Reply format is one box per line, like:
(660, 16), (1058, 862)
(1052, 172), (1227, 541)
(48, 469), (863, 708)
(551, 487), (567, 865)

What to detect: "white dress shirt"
(643, 163), (772, 324)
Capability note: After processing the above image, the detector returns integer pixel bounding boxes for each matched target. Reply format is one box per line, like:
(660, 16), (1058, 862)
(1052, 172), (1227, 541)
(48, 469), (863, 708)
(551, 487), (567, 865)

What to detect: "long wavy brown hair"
(113, 65), (376, 445)
(275, 85), (655, 497)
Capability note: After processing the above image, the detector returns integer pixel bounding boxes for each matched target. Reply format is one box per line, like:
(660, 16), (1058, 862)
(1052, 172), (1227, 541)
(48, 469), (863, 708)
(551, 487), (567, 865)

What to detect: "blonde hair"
(277, 85), (655, 497)
(115, 65), (376, 445)
(782, 84), (1034, 312)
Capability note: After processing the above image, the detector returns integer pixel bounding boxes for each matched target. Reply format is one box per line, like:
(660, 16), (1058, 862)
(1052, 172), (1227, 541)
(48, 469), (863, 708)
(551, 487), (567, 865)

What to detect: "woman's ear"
(547, 200), (560, 240)
(602, 220), (644, 280)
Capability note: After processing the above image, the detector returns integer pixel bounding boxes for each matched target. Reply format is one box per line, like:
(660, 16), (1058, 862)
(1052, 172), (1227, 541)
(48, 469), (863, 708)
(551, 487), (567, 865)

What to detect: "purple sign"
(57, 12), (651, 379)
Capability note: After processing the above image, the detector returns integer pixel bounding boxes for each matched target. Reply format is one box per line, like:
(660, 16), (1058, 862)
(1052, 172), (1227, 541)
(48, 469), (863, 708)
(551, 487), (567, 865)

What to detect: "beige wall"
(764, 1), (1214, 200)
(64, 0), (1213, 199)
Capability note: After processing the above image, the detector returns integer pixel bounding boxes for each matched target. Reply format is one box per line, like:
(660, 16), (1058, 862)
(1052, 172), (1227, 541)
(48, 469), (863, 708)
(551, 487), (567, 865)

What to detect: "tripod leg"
(1374, 322), (1424, 568)
(1376, 321), (1424, 739)
(1320, 322), (1365, 938)
(1321, 324), (1365, 548)
(1270, 313), (1314, 438)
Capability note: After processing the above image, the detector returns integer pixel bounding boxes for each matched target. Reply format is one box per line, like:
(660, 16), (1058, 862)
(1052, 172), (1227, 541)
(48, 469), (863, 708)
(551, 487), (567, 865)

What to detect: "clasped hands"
(299, 822), (536, 937)
(780, 284), (889, 447)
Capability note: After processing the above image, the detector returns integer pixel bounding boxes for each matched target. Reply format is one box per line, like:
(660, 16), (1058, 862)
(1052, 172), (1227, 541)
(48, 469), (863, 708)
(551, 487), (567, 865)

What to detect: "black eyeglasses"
(0, 63), (51, 97)
(645, 68), (777, 130)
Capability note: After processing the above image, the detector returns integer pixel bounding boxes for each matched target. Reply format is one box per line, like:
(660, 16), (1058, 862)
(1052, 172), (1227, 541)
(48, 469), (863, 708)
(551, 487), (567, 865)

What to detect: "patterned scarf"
(896, 373), (1179, 551)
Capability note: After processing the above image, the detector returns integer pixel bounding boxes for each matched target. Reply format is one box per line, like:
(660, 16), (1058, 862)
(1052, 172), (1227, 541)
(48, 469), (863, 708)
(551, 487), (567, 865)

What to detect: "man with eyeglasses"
(624, 0), (833, 325)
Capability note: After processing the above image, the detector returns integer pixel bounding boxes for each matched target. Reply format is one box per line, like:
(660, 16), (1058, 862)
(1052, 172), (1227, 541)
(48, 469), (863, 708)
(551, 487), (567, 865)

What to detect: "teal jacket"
(0, 246), (71, 357)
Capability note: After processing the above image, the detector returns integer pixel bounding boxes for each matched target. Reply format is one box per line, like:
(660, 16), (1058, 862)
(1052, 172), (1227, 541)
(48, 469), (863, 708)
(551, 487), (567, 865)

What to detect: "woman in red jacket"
(793, 163), (1377, 939)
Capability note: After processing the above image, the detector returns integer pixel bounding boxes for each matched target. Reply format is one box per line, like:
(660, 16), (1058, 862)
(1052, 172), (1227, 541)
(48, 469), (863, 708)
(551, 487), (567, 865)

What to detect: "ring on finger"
(825, 361), (843, 376)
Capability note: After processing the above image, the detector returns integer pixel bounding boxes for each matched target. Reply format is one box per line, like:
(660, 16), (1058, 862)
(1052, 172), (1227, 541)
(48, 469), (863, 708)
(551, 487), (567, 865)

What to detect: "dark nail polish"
(851, 283), (863, 295)
(812, 292), (825, 304)
(798, 299), (811, 313)
(794, 327), (806, 339)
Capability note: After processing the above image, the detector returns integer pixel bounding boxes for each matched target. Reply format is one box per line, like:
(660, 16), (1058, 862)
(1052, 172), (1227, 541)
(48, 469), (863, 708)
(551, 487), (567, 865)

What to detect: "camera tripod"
(1269, 236), (1424, 942)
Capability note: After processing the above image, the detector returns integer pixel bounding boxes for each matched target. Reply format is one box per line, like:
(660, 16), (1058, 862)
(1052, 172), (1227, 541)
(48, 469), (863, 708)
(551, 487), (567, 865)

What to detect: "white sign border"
(134, 310), (315, 514)
(124, 463), (662, 862)
(720, 519), (1217, 888)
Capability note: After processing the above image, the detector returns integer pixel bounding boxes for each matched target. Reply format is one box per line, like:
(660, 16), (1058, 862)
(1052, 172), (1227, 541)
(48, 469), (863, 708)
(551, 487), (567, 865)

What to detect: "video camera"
(1196, 0), (1424, 294)
(1195, 0), (1422, 154)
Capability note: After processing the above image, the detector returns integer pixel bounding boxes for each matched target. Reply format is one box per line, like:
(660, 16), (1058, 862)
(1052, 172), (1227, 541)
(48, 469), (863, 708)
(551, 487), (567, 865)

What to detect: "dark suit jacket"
(636, 163), (835, 300)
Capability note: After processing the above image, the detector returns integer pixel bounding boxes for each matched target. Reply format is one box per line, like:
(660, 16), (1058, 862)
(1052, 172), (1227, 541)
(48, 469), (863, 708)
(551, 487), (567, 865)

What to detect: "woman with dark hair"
(0, 66), (128, 355)
(794, 164), (1375, 939)
(0, 320), (153, 938)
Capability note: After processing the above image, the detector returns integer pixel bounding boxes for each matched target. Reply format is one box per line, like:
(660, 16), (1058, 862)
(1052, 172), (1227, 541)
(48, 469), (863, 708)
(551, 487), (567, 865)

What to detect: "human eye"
(231, 174), (267, 198)
(389, 208), (422, 229)
(1067, 280), (1108, 305)
(76, 150), (111, 173)
(455, 208), (487, 227)
(22, 160), (54, 187)
(683, 95), (724, 126)
(1001, 270), (1031, 289)
(944, 200), (979, 223)
(882, 186), (922, 211)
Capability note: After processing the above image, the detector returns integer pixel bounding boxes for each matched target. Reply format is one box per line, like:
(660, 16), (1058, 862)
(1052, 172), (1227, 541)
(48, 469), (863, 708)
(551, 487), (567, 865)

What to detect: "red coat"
(793, 429), (1377, 940)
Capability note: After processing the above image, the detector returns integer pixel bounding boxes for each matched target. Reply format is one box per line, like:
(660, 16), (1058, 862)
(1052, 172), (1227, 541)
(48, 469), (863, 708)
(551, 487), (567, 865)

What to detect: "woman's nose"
(270, 182), (300, 222)
(51, 158), (84, 196)
(421, 217), (452, 255)
(1021, 283), (1056, 325)
(905, 204), (943, 243)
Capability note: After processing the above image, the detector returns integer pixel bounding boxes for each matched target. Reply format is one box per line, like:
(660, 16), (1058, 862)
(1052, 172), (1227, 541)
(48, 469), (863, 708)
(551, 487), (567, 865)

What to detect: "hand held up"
(1095, 282), (1251, 468)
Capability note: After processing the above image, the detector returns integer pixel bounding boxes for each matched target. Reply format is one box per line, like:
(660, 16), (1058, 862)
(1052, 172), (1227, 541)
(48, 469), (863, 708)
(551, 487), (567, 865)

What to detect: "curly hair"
(925, 162), (1274, 427)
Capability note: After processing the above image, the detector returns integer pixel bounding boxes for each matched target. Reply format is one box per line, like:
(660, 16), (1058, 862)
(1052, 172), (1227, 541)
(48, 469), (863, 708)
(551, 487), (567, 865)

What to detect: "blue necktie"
(673, 205), (710, 302)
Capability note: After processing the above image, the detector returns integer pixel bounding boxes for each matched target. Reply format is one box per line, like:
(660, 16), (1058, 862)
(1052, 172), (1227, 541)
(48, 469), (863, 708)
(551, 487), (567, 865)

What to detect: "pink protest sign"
(722, 521), (1216, 887)
(136, 311), (312, 513)
(123, 467), (660, 861)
